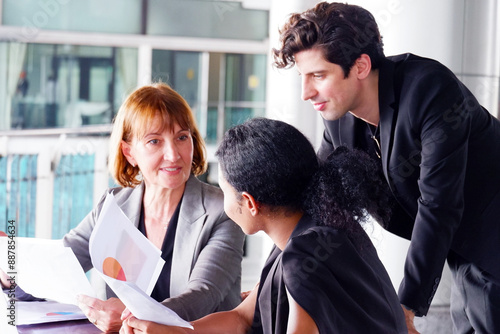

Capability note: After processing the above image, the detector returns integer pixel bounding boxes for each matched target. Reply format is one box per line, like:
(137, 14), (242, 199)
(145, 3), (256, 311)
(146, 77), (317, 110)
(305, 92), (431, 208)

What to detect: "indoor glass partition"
(152, 51), (267, 144)
(206, 52), (267, 144)
(224, 53), (266, 132)
(0, 42), (138, 130)
(2, 0), (141, 35)
(152, 49), (203, 127)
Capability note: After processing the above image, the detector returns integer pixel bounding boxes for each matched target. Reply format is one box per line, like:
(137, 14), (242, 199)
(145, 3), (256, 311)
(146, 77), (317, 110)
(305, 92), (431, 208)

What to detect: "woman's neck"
(143, 183), (185, 217)
(142, 183), (185, 248)
(263, 210), (304, 250)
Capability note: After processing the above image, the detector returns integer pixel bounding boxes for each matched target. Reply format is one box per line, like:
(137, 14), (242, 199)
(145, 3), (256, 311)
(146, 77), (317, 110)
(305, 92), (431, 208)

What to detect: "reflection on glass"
(149, 51), (267, 143)
(224, 54), (266, 132)
(225, 54), (266, 102)
(0, 42), (138, 130)
(147, 0), (268, 40)
(152, 50), (200, 107)
(2, 0), (141, 35)
(152, 49), (202, 130)
(224, 107), (265, 132)
(206, 107), (218, 144)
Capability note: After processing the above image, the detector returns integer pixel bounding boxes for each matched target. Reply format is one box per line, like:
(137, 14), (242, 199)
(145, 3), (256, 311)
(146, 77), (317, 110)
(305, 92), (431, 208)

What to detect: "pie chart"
(102, 257), (127, 281)
(47, 312), (76, 316)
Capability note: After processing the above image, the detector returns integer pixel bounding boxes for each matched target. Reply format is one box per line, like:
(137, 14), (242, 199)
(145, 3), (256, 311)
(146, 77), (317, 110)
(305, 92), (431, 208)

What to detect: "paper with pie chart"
(89, 192), (164, 294)
(89, 193), (192, 329)
(9, 299), (86, 325)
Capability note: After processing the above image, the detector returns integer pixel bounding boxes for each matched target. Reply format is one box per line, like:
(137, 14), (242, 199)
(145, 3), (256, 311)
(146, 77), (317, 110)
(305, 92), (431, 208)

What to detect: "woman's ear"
(121, 140), (137, 167)
(241, 192), (260, 216)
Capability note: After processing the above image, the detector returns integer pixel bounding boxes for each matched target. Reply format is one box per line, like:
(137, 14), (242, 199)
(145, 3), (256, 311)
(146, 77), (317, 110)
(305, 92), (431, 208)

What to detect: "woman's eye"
(148, 139), (159, 145)
(178, 134), (189, 141)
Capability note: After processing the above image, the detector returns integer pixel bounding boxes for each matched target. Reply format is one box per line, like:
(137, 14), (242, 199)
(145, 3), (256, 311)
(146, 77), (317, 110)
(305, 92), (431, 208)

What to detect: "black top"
(138, 198), (182, 302)
(250, 214), (407, 334)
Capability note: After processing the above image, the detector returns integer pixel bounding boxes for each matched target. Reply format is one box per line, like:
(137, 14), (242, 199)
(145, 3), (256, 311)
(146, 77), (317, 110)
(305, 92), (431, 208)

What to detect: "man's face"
(295, 48), (360, 121)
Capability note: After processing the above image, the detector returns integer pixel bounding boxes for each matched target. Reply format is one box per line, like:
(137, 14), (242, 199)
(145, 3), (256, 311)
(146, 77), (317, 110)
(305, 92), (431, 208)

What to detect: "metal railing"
(0, 126), (110, 239)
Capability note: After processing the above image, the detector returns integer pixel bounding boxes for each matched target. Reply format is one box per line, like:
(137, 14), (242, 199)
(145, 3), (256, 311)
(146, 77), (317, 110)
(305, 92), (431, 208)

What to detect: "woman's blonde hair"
(108, 83), (207, 187)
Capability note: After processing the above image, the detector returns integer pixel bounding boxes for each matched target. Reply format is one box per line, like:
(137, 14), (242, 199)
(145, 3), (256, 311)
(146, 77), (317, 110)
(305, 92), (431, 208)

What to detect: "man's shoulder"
(385, 53), (458, 92)
(387, 53), (438, 64)
(387, 53), (449, 74)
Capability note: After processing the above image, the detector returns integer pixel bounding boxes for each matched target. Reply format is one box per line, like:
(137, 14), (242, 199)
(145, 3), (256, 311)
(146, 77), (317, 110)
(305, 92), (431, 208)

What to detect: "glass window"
(147, 0), (268, 40)
(224, 53), (266, 131)
(152, 49), (203, 130)
(206, 53), (223, 144)
(152, 51), (268, 146)
(2, 0), (141, 35)
(225, 54), (266, 102)
(0, 42), (138, 130)
(224, 106), (265, 131)
(152, 50), (201, 107)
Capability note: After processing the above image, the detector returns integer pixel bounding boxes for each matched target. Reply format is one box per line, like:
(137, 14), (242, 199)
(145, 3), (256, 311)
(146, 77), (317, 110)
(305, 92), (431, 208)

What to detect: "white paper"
(89, 193), (192, 329)
(2, 292), (19, 333)
(102, 275), (192, 328)
(89, 193), (164, 294)
(4, 297), (86, 325)
(0, 237), (95, 305)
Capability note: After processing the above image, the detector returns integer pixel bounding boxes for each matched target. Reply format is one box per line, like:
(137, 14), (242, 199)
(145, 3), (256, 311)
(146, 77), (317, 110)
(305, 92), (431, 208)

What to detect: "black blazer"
(318, 54), (500, 316)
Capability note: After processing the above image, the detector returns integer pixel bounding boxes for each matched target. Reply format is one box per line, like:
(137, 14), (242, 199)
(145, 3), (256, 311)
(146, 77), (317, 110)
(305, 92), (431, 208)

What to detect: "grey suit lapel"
(117, 182), (145, 229)
(170, 175), (207, 296)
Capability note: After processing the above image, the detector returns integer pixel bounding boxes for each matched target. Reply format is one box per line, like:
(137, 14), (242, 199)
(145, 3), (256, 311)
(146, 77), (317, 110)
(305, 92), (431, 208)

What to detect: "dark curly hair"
(273, 1), (385, 77)
(216, 118), (318, 211)
(304, 146), (392, 244)
(217, 118), (392, 246)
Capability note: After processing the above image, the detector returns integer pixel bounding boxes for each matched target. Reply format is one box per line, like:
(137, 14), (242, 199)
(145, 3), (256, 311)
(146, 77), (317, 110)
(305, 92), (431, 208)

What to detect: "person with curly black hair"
(120, 118), (407, 334)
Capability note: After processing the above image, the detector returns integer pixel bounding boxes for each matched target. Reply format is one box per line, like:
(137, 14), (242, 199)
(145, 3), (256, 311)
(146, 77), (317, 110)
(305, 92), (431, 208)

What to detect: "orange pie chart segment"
(102, 257), (127, 281)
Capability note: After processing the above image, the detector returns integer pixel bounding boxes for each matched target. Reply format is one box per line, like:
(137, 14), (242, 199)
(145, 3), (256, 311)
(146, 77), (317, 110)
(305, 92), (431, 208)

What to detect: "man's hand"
(77, 294), (126, 333)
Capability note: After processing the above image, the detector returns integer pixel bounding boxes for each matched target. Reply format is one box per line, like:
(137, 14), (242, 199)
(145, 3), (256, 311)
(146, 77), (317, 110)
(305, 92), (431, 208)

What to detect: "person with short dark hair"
(64, 83), (244, 332)
(273, 2), (500, 333)
(120, 118), (407, 333)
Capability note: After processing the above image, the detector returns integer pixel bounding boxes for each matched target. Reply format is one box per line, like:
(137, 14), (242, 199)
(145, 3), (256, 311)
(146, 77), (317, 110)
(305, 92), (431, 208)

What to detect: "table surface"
(17, 319), (103, 333)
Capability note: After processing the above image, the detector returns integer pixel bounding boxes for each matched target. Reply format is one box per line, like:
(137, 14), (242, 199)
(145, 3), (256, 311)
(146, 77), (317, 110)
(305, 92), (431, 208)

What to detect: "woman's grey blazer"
(63, 175), (245, 321)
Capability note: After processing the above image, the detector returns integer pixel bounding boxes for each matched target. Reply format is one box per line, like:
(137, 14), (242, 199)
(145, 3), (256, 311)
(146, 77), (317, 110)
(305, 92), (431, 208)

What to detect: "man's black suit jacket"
(318, 53), (500, 316)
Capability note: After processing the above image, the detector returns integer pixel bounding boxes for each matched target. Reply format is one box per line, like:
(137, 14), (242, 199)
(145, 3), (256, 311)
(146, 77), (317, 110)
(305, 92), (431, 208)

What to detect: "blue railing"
(1, 154), (38, 237)
(0, 156), (9, 233)
(0, 152), (97, 239)
(52, 153), (96, 239)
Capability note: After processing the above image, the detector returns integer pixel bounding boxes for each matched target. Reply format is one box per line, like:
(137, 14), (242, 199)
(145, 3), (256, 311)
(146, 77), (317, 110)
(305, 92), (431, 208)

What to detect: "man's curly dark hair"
(273, 1), (384, 77)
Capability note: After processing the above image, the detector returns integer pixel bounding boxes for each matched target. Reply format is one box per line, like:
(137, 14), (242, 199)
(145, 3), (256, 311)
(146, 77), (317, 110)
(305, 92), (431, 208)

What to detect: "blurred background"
(0, 1), (498, 332)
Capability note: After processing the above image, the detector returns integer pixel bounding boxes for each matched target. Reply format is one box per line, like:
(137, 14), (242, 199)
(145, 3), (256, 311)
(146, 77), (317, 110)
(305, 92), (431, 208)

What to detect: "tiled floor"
(415, 305), (453, 334)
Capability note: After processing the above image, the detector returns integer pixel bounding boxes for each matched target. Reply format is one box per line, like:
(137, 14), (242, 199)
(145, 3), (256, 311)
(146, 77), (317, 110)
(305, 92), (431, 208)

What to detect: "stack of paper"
(0, 192), (192, 329)
(89, 193), (192, 329)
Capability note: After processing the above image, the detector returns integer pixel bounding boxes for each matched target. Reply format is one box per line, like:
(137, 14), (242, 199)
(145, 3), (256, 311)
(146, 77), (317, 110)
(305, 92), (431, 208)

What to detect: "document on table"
(3, 296), (86, 325)
(89, 192), (192, 329)
(0, 237), (90, 326)
(0, 237), (95, 305)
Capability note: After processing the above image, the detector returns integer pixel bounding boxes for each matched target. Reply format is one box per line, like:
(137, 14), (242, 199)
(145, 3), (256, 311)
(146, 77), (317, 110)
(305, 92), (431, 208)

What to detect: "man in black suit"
(273, 2), (500, 333)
